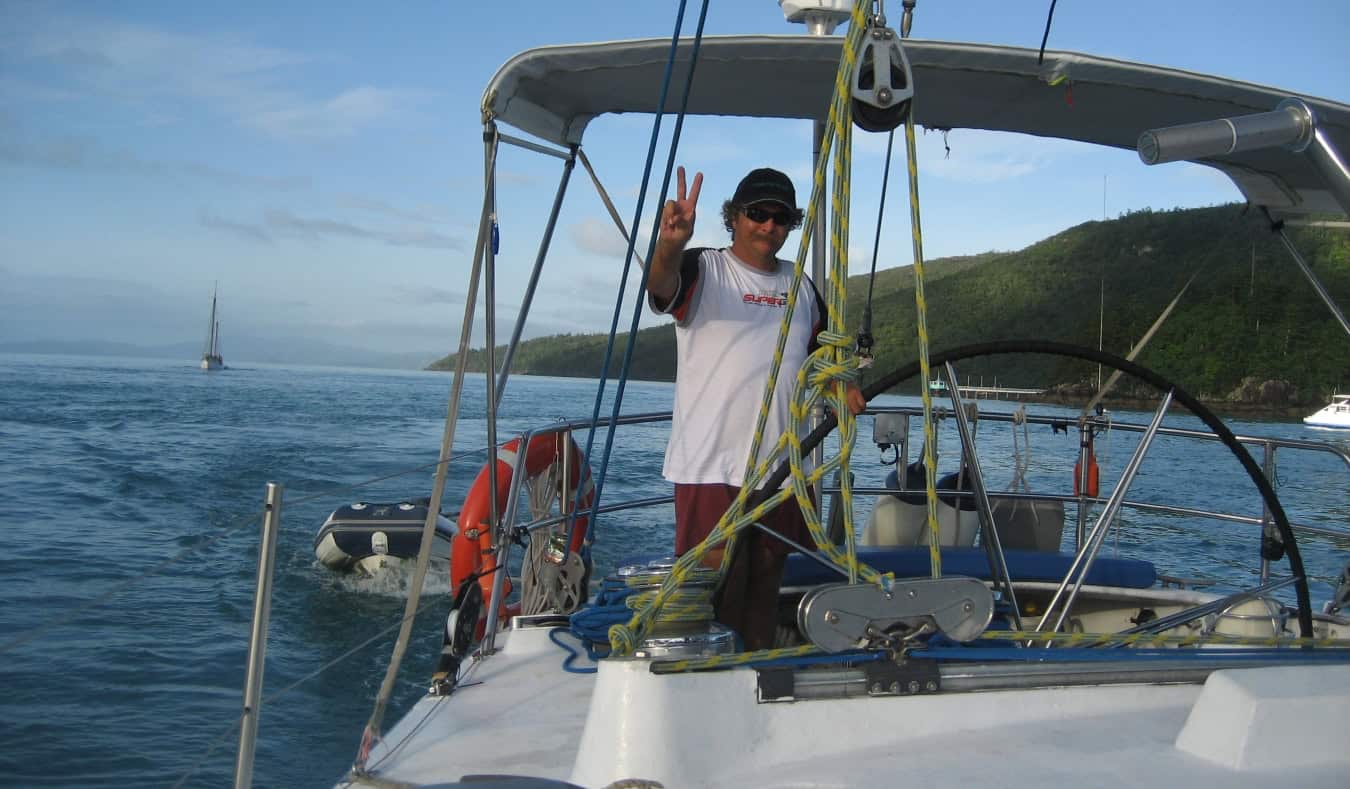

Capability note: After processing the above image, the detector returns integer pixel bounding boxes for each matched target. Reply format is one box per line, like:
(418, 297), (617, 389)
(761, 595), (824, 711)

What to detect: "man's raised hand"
(660, 166), (703, 247)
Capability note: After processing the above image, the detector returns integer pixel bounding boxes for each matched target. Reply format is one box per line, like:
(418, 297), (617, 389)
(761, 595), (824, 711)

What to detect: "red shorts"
(674, 483), (811, 558)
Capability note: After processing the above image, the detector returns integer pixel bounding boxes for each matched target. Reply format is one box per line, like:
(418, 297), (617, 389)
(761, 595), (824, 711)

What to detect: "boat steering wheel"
(754, 339), (1315, 638)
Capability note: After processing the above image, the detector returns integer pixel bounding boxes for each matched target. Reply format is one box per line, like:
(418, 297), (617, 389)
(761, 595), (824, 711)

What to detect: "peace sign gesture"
(659, 166), (703, 248)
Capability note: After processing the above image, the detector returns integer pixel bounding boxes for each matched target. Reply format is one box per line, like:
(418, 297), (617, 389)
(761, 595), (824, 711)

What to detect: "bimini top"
(481, 35), (1350, 218)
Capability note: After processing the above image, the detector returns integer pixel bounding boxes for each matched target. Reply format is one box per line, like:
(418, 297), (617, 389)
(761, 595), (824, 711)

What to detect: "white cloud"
(570, 217), (647, 260)
(337, 194), (449, 225)
(392, 285), (466, 307)
(200, 208), (466, 250)
(247, 85), (423, 140)
(6, 13), (419, 141)
(913, 128), (1085, 184)
(1176, 161), (1238, 190)
(0, 133), (310, 189)
(496, 169), (539, 187)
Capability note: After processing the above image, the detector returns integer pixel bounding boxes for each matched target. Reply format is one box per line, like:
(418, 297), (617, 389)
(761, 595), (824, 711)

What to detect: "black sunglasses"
(742, 204), (802, 228)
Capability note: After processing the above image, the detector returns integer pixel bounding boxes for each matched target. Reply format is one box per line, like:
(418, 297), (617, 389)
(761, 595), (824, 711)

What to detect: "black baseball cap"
(732, 167), (798, 210)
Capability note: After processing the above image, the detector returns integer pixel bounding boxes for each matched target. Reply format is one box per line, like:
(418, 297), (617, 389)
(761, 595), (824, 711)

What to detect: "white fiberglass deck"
(350, 626), (1350, 788)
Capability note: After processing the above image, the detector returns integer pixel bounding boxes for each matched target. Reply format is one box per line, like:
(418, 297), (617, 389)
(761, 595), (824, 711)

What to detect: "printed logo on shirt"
(742, 291), (790, 307)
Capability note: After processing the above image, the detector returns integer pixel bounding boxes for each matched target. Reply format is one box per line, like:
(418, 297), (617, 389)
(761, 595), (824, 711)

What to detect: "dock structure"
(928, 379), (1044, 401)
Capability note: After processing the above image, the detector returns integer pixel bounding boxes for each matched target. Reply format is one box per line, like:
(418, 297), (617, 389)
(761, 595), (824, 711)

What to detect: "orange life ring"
(450, 433), (594, 623)
(1074, 450), (1100, 498)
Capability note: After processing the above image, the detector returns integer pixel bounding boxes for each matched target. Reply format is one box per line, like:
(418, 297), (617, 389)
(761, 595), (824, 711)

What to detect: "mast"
(202, 282), (223, 365)
(204, 285), (218, 358)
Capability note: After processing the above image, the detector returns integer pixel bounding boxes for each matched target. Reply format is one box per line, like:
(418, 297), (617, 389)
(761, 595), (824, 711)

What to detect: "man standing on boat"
(646, 165), (865, 650)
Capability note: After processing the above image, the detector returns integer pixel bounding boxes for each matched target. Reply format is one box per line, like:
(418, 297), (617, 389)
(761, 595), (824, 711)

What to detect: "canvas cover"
(482, 35), (1350, 217)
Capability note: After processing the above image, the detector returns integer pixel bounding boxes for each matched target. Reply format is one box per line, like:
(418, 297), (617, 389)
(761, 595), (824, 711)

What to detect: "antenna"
(780, 0), (854, 35)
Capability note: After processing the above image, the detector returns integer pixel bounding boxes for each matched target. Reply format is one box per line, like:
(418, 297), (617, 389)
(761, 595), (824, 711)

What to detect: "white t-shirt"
(651, 247), (822, 487)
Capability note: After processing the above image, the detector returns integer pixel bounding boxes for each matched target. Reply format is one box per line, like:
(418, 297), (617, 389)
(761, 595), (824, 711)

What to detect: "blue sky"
(2, 1), (1347, 363)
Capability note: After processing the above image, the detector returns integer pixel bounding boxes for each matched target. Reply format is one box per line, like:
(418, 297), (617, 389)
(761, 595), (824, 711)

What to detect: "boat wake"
(320, 560), (454, 599)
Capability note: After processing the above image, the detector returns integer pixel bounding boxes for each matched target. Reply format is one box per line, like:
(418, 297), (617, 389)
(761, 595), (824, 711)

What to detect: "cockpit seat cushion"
(782, 546), (1156, 589)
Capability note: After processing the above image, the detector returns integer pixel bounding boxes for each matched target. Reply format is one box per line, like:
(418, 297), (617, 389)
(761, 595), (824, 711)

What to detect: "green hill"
(428, 205), (1349, 403)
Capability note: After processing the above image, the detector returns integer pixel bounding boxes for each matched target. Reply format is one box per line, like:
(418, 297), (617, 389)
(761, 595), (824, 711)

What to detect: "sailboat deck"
(354, 626), (1350, 788)
(357, 626), (596, 784)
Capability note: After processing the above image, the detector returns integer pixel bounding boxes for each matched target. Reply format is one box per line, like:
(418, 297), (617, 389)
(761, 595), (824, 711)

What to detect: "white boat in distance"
(200, 284), (225, 371)
(226, 3), (1350, 788)
(1304, 394), (1350, 429)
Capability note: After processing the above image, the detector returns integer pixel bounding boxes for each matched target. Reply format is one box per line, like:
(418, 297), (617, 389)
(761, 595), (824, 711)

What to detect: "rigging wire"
(356, 124), (505, 770)
(1037, 0), (1059, 65)
(858, 128), (898, 361)
(563, 0), (711, 556)
(1081, 268), (1203, 417)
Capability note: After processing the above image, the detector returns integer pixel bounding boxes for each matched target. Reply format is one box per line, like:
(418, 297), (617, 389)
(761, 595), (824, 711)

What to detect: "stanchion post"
(235, 482), (282, 789)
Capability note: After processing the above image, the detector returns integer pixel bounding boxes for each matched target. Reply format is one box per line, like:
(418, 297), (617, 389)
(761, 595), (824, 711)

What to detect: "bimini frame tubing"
(1139, 99), (1350, 337)
(480, 130), (580, 653)
(493, 135), (578, 407)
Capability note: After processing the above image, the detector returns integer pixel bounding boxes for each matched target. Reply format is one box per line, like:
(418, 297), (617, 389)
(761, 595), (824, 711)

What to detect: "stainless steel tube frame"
(1138, 101), (1312, 165)
(1138, 98), (1350, 217)
(1042, 391), (1174, 634)
(234, 482), (282, 789)
(942, 363), (1022, 629)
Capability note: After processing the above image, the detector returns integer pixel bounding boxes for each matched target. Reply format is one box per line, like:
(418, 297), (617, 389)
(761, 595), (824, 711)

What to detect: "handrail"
(860, 403), (1350, 546)
(488, 406), (1350, 604)
(837, 486), (1350, 543)
(866, 404), (1350, 468)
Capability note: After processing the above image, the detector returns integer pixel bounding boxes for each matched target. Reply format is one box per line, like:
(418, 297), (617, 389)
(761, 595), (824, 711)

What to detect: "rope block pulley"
(852, 16), (913, 132)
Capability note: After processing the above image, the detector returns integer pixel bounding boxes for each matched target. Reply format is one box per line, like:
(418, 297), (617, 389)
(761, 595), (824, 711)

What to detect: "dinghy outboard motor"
(851, 8), (914, 132)
(312, 500), (457, 576)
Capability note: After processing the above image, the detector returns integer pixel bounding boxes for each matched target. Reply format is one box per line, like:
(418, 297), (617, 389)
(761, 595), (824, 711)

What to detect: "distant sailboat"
(200, 285), (226, 371)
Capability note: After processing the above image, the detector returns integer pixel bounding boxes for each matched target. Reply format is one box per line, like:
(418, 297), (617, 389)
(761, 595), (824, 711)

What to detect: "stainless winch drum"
(613, 556), (739, 658)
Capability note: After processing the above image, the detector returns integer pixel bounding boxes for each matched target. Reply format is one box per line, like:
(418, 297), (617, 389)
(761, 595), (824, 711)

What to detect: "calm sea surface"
(0, 353), (1346, 787)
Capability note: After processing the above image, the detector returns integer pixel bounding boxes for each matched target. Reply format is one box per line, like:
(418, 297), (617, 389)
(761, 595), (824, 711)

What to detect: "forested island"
(428, 205), (1349, 408)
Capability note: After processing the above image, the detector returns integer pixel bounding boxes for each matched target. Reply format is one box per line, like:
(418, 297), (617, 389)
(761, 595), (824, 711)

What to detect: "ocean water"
(0, 353), (1346, 787)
